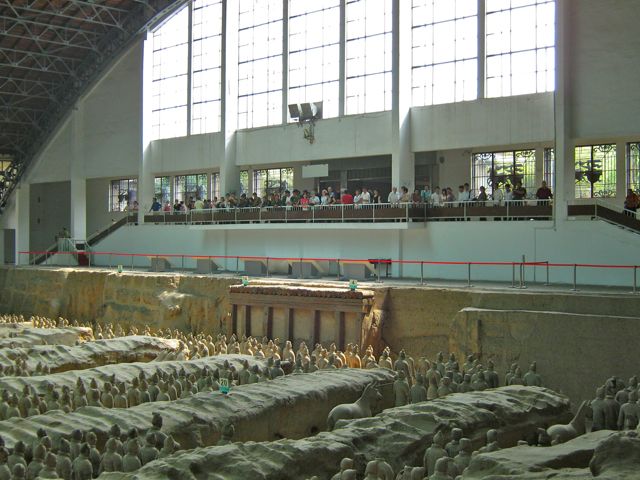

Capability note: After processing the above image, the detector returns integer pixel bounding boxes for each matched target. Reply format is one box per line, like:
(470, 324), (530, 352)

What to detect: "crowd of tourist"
(148, 180), (554, 214)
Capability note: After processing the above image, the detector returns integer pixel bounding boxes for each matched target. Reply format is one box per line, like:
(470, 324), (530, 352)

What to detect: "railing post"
(109, 254), (112, 269)
(236, 256), (239, 275)
(312, 206), (315, 223)
(545, 261), (550, 286)
(341, 204), (344, 223)
(131, 255), (134, 271)
(511, 262), (516, 288)
(372, 204), (375, 223)
(405, 202), (409, 222)
(420, 261), (424, 285)
(266, 257), (270, 277)
(467, 263), (473, 287)
(285, 207), (288, 223)
(336, 259), (340, 280)
(507, 200), (510, 220)
(181, 255), (184, 271)
(376, 261), (381, 283)
(519, 254), (527, 289)
(633, 265), (637, 295)
(571, 264), (579, 291)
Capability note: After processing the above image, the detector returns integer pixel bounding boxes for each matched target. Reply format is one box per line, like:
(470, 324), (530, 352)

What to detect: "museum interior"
(0, 0), (640, 479)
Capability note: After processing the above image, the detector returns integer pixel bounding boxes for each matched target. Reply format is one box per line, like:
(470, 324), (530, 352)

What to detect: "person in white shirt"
(194, 197), (204, 210)
(388, 187), (400, 205)
(309, 191), (320, 205)
(360, 187), (371, 204)
(457, 185), (470, 206)
(430, 187), (441, 207)
(353, 189), (362, 204)
(320, 190), (330, 205)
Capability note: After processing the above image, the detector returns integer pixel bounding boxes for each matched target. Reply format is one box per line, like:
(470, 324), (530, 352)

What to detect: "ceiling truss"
(0, 0), (189, 212)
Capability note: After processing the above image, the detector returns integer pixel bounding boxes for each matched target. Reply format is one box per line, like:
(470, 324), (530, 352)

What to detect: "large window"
(150, 6), (189, 140)
(544, 147), (554, 190)
(174, 173), (208, 201)
(485, 0), (554, 97)
(288, 1), (340, 119)
(110, 178), (138, 212)
(240, 170), (250, 195)
(212, 172), (221, 200)
(411, 0), (477, 106)
(252, 168), (294, 196)
(345, 0), (393, 114)
(154, 176), (171, 204)
(238, 0), (283, 129)
(472, 150), (536, 198)
(627, 143), (640, 193)
(191, 0), (223, 134)
(574, 145), (616, 199)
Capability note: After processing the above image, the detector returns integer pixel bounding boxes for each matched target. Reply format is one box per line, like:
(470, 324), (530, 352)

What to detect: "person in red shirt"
(341, 189), (354, 204)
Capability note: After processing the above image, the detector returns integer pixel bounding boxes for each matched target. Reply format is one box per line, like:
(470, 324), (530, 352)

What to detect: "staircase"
(33, 214), (135, 265)
(568, 200), (640, 235)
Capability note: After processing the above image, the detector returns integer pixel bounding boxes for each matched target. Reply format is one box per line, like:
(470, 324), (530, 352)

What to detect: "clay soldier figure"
(307, 356), (319, 373)
(523, 362), (542, 387)
(127, 378), (142, 407)
(271, 360), (285, 378)
(504, 363), (518, 386)
(150, 413), (168, 450)
(159, 436), (180, 459)
(616, 376), (638, 405)
(99, 439), (123, 473)
(445, 428), (463, 457)
(477, 429), (500, 454)
(122, 442), (141, 473)
(69, 430), (83, 460)
(12, 464), (26, 480)
(26, 444), (45, 480)
(238, 360), (251, 385)
(56, 439), (72, 480)
(156, 382), (170, 402)
(437, 377), (453, 398)
(410, 374), (428, 403)
(602, 378), (621, 430)
(445, 353), (458, 373)
(426, 375), (439, 400)
(330, 458), (354, 480)
(435, 352), (446, 378)
(429, 457), (450, 480)
(293, 355), (304, 374)
(148, 375), (160, 402)
(617, 389), (640, 430)
(107, 425), (124, 456)
(139, 434), (159, 466)
(0, 447), (9, 480)
(425, 363), (441, 386)
(393, 371), (411, 407)
(590, 387), (606, 431)
(484, 360), (500, 389)
(378, 350), (392, 370)
(453, 438), (473, 472)
(87, 389), (103, 408)
(394, 350), (412, 386)
(38, 453), (58, 479)
(139, 380), (151, 403)
(114, 384), (128, 408)
(508, 367), (525, 386)
(72, 445), (93, 480)
(463, 355), (476, 377)
(101, 383), (114, 409)
(472, 371), (489, 391)
(84, 432), (101, 478)
(423, 431), (447, 476)
(248, 366), (260, 384)
(8, 441), (27, 470)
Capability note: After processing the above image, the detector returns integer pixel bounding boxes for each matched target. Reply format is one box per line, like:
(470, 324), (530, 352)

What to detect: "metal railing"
(142, 200), (553, 225)
(15, 250), (640, 294)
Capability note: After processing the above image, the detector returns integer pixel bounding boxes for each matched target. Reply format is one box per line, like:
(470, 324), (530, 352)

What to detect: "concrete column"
(552, 0), (573, 220)
(281, 0), (289, 125)
(70, 105), (86, 240)
(140, 37), (154, 223)
(391, 0), (414, 191)
(534, 147), (544, 188)
(338, 0), (346, 117)
(221, 0), (240, 195)
(16, 183), (29, 265)
(616, 142), (626, 200)
(477, 0), (486, 100)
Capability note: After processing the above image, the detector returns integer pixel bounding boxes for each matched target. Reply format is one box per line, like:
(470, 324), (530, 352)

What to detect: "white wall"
(570, 0), (640, 140)
(411, 94), (554, 152)
(148, 132), (225, 174)
(235, 112), (393, 166)
(90, 218), (639, 288)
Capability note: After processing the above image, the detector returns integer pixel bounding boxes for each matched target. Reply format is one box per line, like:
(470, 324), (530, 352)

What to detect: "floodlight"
(288, 104), (300, 119)
(300, 103), (313, 120)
